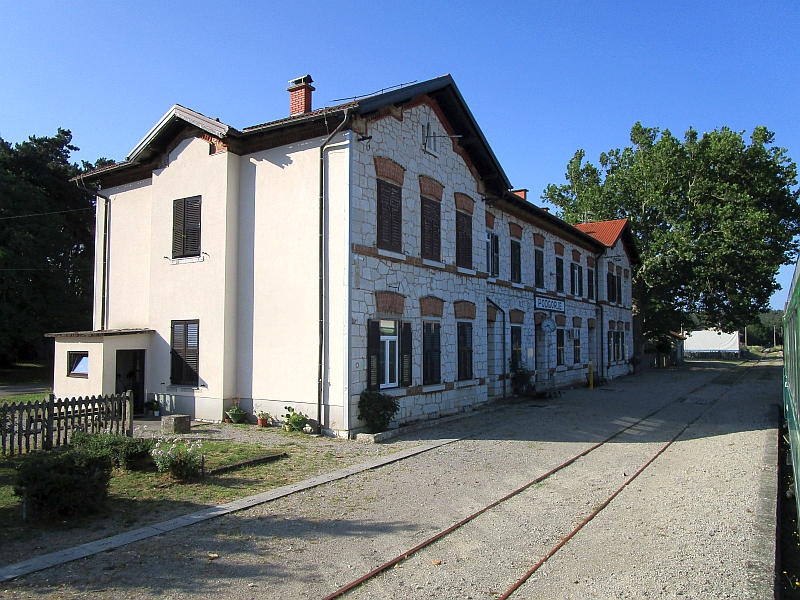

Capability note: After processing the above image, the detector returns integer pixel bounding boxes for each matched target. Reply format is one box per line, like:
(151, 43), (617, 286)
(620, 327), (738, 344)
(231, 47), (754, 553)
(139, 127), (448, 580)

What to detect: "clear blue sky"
(2, 1), (798, 308)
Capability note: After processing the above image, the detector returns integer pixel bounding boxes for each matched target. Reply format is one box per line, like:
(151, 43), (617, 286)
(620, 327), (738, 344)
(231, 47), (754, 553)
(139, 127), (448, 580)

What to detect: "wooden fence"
(0, 391), (133, 456)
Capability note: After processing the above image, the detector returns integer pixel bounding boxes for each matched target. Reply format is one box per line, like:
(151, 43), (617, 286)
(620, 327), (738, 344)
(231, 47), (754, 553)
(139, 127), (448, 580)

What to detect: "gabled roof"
(77, 75), (511, 196)
(574, 219), (640, 265)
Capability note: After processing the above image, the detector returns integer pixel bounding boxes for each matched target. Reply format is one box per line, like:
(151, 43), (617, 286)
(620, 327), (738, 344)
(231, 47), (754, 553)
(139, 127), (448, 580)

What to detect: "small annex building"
(48, 74), (637, 436)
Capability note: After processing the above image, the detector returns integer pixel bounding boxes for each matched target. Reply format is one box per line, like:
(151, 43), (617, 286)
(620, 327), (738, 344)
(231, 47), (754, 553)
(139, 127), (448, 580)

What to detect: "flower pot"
(257, 418), (270, 428)
(153, 411), (160, 417)
(226, 410), (248, 424)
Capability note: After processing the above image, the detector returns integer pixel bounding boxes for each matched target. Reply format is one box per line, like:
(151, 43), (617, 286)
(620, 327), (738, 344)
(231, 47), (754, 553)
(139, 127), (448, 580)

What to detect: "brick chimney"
(287, 75), (315, 115)
(511, 189), (528, 201)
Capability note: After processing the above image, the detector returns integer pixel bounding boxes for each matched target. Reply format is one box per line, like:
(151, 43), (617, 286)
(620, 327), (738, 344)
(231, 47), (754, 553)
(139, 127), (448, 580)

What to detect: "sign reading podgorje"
(535, 296), (566, 313)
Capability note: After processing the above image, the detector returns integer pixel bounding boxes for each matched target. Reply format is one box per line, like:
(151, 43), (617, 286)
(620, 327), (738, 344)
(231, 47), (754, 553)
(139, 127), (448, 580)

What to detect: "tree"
(0, 129), (107, 365)
(543, 123), (800, 349)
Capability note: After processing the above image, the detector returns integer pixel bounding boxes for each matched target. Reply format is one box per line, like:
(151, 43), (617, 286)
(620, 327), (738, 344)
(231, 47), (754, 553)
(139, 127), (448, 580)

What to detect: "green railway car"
(784, 257), (800, 514)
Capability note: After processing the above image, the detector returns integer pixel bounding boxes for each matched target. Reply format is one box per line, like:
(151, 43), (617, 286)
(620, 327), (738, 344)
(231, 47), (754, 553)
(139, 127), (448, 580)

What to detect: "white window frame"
(379, 320), (399, 389)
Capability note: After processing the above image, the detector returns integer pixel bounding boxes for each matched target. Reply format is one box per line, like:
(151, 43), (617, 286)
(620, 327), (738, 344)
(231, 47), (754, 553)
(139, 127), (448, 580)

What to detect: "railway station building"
(48, 75), (637, 437)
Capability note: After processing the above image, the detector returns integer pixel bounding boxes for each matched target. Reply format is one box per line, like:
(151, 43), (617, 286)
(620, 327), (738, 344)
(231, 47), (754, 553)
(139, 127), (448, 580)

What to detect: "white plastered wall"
(236, 133), (351, 429)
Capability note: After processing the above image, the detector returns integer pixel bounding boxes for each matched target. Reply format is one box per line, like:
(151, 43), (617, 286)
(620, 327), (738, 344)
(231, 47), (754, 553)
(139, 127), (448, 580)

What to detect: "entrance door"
(116, 350), (146, 414)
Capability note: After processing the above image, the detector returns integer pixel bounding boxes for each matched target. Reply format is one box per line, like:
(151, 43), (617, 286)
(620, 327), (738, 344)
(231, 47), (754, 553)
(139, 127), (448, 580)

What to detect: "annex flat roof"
(44, 328), (153, 338)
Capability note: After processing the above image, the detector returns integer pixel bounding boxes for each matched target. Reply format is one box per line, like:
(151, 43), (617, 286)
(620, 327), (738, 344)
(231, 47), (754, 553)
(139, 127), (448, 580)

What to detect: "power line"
(0, 207), (94, 221)
(0, 268), (93, 271)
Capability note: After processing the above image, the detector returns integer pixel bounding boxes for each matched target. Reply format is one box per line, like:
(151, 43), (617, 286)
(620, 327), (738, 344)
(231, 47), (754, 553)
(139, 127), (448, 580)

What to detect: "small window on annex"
(67, 351), (89, 378)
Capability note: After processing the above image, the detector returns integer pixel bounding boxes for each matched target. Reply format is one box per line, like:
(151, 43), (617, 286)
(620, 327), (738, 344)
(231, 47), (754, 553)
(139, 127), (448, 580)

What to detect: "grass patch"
(0, 391), (52, 405)
(0, 436), (349, 565)
(0, 361), (52, 385)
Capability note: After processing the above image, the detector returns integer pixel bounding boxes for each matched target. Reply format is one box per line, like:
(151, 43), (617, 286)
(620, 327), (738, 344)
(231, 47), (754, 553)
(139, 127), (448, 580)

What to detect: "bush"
(15, 448), (113, 519)
(358, 390), (399, 433)
(70, 432), (155, 470)
(151, 437), (203, 480)
(509, 363), (534, 397)
(282, 406), (309, 432)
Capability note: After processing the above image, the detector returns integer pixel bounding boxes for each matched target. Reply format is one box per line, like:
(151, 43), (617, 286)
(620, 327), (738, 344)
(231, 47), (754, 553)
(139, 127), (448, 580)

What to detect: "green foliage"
(70, 432), (155, 470)
(282, 406), (309, 431)
(151, 437), (203, 480)
(14, 447), (113, 518)
(357, 390), (399, 433)
(543, 123), (800, 340)
(0, 130), (110, 365)
(509, 363), (534, 396)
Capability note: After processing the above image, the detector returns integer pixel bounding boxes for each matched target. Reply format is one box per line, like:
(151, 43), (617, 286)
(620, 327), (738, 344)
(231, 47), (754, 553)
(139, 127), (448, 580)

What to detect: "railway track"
(323, 361), (755, 600)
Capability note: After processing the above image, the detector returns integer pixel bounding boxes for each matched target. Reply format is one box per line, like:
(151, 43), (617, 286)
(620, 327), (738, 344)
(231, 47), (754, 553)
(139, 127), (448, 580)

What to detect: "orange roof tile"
(573, 219), (629, 247)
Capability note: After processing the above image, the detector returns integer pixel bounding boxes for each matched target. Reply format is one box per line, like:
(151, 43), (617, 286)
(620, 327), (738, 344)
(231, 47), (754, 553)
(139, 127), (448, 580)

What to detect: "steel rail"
(498, 362), (754, 599)
(321, 362), (752, 600)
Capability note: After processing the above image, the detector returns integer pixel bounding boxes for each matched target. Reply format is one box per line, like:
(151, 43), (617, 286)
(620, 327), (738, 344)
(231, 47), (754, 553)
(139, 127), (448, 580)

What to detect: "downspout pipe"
(597, 249), (606, 380)
(318, 108), (353, 434)
(76, 182), (110, 331)
(486, 297), (507, 399)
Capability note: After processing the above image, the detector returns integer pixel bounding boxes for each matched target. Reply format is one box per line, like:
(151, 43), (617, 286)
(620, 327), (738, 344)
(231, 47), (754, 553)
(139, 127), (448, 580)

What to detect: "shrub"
(509, 363), (534, 397)
(151, 437), (203, 480)
(358, 390), (399, 433)
(14, 448), (113, 519)
(70, 432), (155, 470)
(282, 406), (309, 432)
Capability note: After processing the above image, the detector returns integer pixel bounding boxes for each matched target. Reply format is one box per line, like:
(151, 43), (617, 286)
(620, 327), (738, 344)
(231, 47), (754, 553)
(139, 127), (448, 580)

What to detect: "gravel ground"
(1, 360), (779, 599)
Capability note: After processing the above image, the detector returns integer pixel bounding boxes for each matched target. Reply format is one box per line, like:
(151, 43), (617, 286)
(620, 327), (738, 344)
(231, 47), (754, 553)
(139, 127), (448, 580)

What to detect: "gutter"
(76, 182), (110, 331)
(317, 109), (353, 434)
(486, 297), (507, 399)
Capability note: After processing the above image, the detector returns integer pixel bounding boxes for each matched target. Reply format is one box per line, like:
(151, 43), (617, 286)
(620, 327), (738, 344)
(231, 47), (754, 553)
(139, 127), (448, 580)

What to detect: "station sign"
(535, 296), (565, 313)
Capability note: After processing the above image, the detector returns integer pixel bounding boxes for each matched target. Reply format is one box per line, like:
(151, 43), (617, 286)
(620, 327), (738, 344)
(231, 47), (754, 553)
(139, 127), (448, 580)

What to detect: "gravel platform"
(2, 360), (779, 599)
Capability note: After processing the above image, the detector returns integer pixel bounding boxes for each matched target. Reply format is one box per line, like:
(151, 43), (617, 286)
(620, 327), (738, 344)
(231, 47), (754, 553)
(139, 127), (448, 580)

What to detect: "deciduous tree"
(543, 123), (800, 348)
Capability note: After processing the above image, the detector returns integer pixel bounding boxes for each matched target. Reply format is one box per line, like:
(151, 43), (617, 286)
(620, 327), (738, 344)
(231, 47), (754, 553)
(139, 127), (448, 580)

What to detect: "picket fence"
(0, 391), (133, 456)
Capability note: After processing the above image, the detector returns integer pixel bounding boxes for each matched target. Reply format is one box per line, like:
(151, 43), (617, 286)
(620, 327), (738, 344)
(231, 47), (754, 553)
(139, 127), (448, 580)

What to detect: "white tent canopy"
(684, 329), (740, 353)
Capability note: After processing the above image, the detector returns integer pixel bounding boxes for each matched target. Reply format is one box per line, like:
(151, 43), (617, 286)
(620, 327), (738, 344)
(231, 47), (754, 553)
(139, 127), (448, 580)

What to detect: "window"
(377, 179), (402, 252)
(421, 197), (441, 261)
(511, 325), (522, 370)
(607, 272), (617, 303)
(457, 322), (473, 380)
(555, 257), (564, 293)
(171, 320), (199, 387)
(511, 240), (522, 283)
(172, 196), (201, 258)
(67, 352), (88, 378)
(534, 249), (544, 288)
(556, 328), (565, 366)
(456, 212), (472, 269)
(608, 331), (613, 363)
(617, 275), (623, 306)
(486, 232), (499, 277)
(423, 321), (441, 385)
(607, 331), (624, 363)
(367, 320), (412, 389)
(587, 268), (595, 300)
(570, 263), (583, 297)
(422, 122), (438, 153)
(573, 329), (581, 364)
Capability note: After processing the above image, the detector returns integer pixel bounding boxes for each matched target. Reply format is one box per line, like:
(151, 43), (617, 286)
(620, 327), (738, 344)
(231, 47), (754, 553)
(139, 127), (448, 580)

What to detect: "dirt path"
(3, 360), (780, 599)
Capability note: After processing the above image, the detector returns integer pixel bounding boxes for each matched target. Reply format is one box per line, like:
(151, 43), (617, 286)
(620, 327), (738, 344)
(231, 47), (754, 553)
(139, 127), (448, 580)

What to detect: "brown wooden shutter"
(171, 321), (184, 384)
(456, 212), (472, 269)
(183, 197), (201, 256)
(172, 199), (184, 258)
(367, 320), (380, 390)
(377, 180), (402, 252)
(400, 321), (412, 387)
(421, 197), (440, 260)
(458, 321), (473, 380)
(185, 320), (199, 386)
(511, 240), (521, 282)
(556, 257), (564, 292)
(535, 249), (544, 288)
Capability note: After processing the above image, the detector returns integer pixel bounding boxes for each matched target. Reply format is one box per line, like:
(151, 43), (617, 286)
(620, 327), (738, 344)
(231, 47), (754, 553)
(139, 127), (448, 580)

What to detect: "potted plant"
(225, 398), (248, 424)
(145, 399), (160, 417)
(282, 406), (309, 432)
(256, 411), (272, 428)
